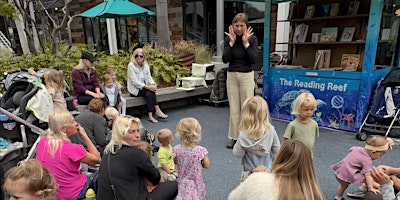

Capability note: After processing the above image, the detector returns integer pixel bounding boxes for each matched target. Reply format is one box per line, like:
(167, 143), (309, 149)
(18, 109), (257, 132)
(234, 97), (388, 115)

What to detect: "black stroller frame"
(356, 68), (400, 141)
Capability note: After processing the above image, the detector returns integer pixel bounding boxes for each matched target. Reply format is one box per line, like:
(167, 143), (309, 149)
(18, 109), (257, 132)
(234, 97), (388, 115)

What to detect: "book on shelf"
(320, 27), (338, 42)
(340, 27), (356, 42)
(347, 1), (360, 15)
(341, 54), (360, 71)
(320, 4), (331, 17)
(287, 2), (297, 20)
(311, 33), (320, 43)
(314, 50), (331, 69)
(381, 28), (391, 40)
(293, 23), (308, 43)
(330, 3), (340, 17)
(304, 5), (315, 19)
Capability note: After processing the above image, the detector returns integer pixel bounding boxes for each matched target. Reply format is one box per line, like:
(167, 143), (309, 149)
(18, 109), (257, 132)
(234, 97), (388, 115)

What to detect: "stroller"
(356, 67), (400, 141)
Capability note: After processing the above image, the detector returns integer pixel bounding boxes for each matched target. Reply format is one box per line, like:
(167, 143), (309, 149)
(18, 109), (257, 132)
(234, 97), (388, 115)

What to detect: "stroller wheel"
(356, 132), (368, 141)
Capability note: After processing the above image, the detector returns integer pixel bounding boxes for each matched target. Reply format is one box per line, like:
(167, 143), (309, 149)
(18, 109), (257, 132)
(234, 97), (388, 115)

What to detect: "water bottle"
(85, 188), (96, 200)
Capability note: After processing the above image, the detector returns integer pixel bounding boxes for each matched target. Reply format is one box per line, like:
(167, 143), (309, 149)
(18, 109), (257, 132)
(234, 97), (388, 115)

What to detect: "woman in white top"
(127, 48), (168, 123)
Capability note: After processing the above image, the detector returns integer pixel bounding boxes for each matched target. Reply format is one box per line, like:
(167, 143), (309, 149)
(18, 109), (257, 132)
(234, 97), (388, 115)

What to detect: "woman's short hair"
(88, 98), (107, 114)
(176, 117), (202, 144)
(3, 159), (57, 199)
(291, 92), (317, 115)
(232, 13), (249, 27)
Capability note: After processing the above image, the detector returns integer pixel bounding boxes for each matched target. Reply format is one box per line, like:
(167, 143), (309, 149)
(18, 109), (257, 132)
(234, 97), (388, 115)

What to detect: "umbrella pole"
(107, 18), (118, 54)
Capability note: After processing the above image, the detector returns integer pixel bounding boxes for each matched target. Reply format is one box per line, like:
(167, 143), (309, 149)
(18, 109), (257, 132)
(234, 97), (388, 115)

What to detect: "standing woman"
(71, 51), (105, 105)
(222, 13), (258, 149)
(127, 48), (168, 123)
(35, 110), (101, 200)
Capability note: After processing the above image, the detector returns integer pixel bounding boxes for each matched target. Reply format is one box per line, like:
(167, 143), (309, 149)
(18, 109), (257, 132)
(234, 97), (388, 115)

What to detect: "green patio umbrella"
(81, 0), (155, 18)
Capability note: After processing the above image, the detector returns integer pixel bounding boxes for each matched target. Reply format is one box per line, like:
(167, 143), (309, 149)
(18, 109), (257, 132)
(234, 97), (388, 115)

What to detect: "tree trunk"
(156, 0), (170, 48)
(9, 0), (29, 54)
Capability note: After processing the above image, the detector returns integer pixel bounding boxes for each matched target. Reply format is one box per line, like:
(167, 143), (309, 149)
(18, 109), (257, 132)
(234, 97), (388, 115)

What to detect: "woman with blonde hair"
(97, 116), (177, 200)
(127, 48), (168, 123)
(35, 110), (101, 200)
(229, 140), (325, 200)
(3, 159), (57, 200)
(233, 96), (280, 181)
(71, 51), (105, 105)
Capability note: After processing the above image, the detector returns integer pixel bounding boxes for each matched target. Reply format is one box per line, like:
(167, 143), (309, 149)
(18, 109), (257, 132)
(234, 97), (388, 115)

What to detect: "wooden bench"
(76, 86), (212, 112)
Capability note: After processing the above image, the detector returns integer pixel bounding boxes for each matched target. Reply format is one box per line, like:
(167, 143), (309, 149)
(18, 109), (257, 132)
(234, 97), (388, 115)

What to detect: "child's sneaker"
(346, 188), (367, 198)
(167, 174), (176, 181)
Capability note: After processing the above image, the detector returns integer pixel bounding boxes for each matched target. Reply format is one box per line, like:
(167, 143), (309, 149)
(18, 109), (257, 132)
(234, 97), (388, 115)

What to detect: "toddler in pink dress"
(332, 135), (392, 200)
(173, 117), (210, 200)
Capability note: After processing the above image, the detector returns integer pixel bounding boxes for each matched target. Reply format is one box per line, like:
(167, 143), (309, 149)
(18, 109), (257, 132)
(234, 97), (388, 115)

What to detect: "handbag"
(107, 153), (119, 200)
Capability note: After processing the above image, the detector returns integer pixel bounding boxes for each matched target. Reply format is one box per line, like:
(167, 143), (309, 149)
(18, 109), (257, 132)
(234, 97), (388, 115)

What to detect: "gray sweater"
(233, 126), (281, 172)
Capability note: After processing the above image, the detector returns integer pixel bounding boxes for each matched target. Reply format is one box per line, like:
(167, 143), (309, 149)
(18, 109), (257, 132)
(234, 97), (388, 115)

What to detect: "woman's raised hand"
(242, 26), (254, 44)
(225, 25), (236, 46)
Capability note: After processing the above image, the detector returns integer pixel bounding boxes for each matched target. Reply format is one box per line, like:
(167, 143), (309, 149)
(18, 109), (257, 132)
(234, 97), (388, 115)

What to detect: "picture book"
(330, 3), (340, 17)
(311, 33), (320, 43)
(304, 5), (315, 18)
(347, 1), (360, 15)
(341, 54), (360, 71)
(293, 23), (308, 43)
(381, 28), (391, 40)
(340, 27), (356, 42)
(314, 50), (331, 69)
(320, 27), (338, 42)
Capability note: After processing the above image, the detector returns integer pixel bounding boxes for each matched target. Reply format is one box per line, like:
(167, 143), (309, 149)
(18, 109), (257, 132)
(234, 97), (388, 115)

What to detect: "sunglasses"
(135, 54), (144, 58)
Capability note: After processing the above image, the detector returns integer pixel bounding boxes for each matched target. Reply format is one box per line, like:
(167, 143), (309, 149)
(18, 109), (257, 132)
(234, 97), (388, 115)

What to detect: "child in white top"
(105, 67), (126, 115)
(101, 74), (122, 112)
(233, 96), (280, 181)
(284, 92), (319, 155)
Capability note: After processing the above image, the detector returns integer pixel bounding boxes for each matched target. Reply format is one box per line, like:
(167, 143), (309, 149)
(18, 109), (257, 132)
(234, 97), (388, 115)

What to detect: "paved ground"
(138, 104), (400, 200)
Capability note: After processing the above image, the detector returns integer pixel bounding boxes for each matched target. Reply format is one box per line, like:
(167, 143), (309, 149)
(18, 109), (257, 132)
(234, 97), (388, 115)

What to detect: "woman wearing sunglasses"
(127, 48), (168, 123)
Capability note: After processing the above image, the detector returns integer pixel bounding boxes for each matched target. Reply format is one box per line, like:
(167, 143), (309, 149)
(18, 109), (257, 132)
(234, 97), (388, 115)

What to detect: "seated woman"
(97, 115), (178, 200)
(70, 98), (109, 153)
(71, 51), (105, 105)
(127, 48), (168, 123)
(35, 110), (101, 200)
(228, 140), (325, 200)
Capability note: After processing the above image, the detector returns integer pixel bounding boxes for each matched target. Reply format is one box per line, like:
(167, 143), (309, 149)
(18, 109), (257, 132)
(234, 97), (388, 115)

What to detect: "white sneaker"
(167, 174), (176, 181)
(347, 188), (367, 198)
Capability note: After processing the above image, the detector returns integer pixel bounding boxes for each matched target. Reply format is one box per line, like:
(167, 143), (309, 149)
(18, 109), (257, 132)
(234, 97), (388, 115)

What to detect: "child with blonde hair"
(173, 118), (210, 200)
(157, 128), (178, 181)
(45, 69), (67, 111)
(3, 159), (57, 200)
(233, 96), (280, 181)
(105, 106), (119, 129)
(101, 74), (122, 113)
(284, 92), (319, 155)
(105, 67), (126, 115)
(332, 135), (392, 200)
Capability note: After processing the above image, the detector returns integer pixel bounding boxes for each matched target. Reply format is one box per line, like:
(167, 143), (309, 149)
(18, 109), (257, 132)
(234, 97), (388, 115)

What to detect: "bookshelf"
(263, 0), (400, 132)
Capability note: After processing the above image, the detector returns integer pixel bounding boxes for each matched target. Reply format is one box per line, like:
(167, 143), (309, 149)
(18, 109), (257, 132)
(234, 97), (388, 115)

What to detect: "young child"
(157, 128), (178, 181)
(137, 141), (158, 192)
(173, 117), (210, 200)
(101, 74), (122, 112)
(332, 135), (392, 200)
(45, 69), (68, 111)
(284, 92), (319, 155)
(105, 67), (126, 115)
(105, 106), (119, 130)
(2, 159), (57, 200)
(233, 96), (281, 181)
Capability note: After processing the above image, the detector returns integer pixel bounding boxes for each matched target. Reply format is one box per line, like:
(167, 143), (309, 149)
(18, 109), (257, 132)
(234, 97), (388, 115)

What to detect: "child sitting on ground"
(332, 135), (393, 200)
(233, 96), (280, 181)
(173, 117), (210, 200)
(138, 141), (160, 192)
(105, 106), (119, 132)
(284, 92), (319, 156)
(2, 159), (57, 200)
(157, 128), (178, 181)
(101, 74), (122, 112)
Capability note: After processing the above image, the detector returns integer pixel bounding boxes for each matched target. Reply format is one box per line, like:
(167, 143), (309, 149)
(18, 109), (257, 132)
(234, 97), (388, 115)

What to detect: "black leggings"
(77, 94), (94, 105)
(131, 89), (158, 113)
(150, 181), (178, 200)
